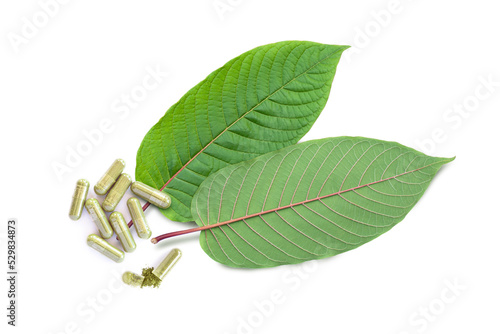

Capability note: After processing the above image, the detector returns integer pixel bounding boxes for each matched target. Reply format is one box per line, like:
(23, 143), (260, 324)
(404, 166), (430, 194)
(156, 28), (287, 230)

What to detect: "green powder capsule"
(130, 181), (171, 209)
(141, 248), (182, 288)
(127, 197), (151, 239)
(109, 212), (136, 252)
(94, 159), (126, 195)
(122, 271), (144, 287)
(87, 234), (124, 263)
(69, 179), (90, 220)
(102, 173), (132, 212)
(153, 248), (182, 280)
(85, 198), (113, 239)
(141, 249), (182, 288)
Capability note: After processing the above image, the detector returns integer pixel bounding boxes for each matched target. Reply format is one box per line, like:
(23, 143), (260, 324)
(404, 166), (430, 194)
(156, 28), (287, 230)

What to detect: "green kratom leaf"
(191, 137), (453, 268)
(136, 41), (349, 222)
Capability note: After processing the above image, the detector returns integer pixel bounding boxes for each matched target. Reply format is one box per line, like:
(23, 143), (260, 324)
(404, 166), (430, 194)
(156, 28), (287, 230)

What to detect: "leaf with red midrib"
(159, 137), (453, 268)
(135, 41), (350, 222)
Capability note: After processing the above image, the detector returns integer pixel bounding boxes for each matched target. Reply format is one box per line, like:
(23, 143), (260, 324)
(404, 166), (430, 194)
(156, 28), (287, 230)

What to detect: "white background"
(1, 0), (499, 333)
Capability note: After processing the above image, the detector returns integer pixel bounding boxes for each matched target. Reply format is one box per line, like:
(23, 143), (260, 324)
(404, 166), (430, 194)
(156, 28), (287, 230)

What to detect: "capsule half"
(153, 248), (182, 280)
(122, 271), (144, 287)
(130, 181), (171, 209)
(69, 179), (90, 220)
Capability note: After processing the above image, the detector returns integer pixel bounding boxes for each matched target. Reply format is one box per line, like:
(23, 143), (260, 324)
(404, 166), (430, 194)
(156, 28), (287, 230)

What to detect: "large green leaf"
(190, 137), (453, 268)
(136, 41), (349, 222)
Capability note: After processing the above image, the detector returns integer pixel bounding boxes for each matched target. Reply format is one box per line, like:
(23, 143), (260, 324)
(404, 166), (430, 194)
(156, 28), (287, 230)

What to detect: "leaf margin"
(191, 136), (454, 268)
(135, 41), (350, 222)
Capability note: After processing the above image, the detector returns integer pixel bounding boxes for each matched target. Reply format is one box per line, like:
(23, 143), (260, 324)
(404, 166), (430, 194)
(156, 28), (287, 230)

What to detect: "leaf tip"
(444, 156), (456, 164)
(321, 43), (351, 55)
(330, 44), (351, 53)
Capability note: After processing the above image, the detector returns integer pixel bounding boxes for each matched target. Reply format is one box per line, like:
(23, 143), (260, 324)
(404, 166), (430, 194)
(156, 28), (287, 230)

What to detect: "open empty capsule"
(94, 159), (126, 195)
(130, 181), (171, 209)
(122, 271), (144, 287)
(69, 179), (89, 220)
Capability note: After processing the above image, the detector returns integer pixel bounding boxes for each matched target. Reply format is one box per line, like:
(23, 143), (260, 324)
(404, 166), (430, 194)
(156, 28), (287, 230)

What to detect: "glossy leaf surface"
(136, 41), (349, 222)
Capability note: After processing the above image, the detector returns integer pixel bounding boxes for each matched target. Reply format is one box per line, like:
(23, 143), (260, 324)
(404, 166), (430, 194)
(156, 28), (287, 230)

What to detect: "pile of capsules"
(69, 158), (181, 287)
